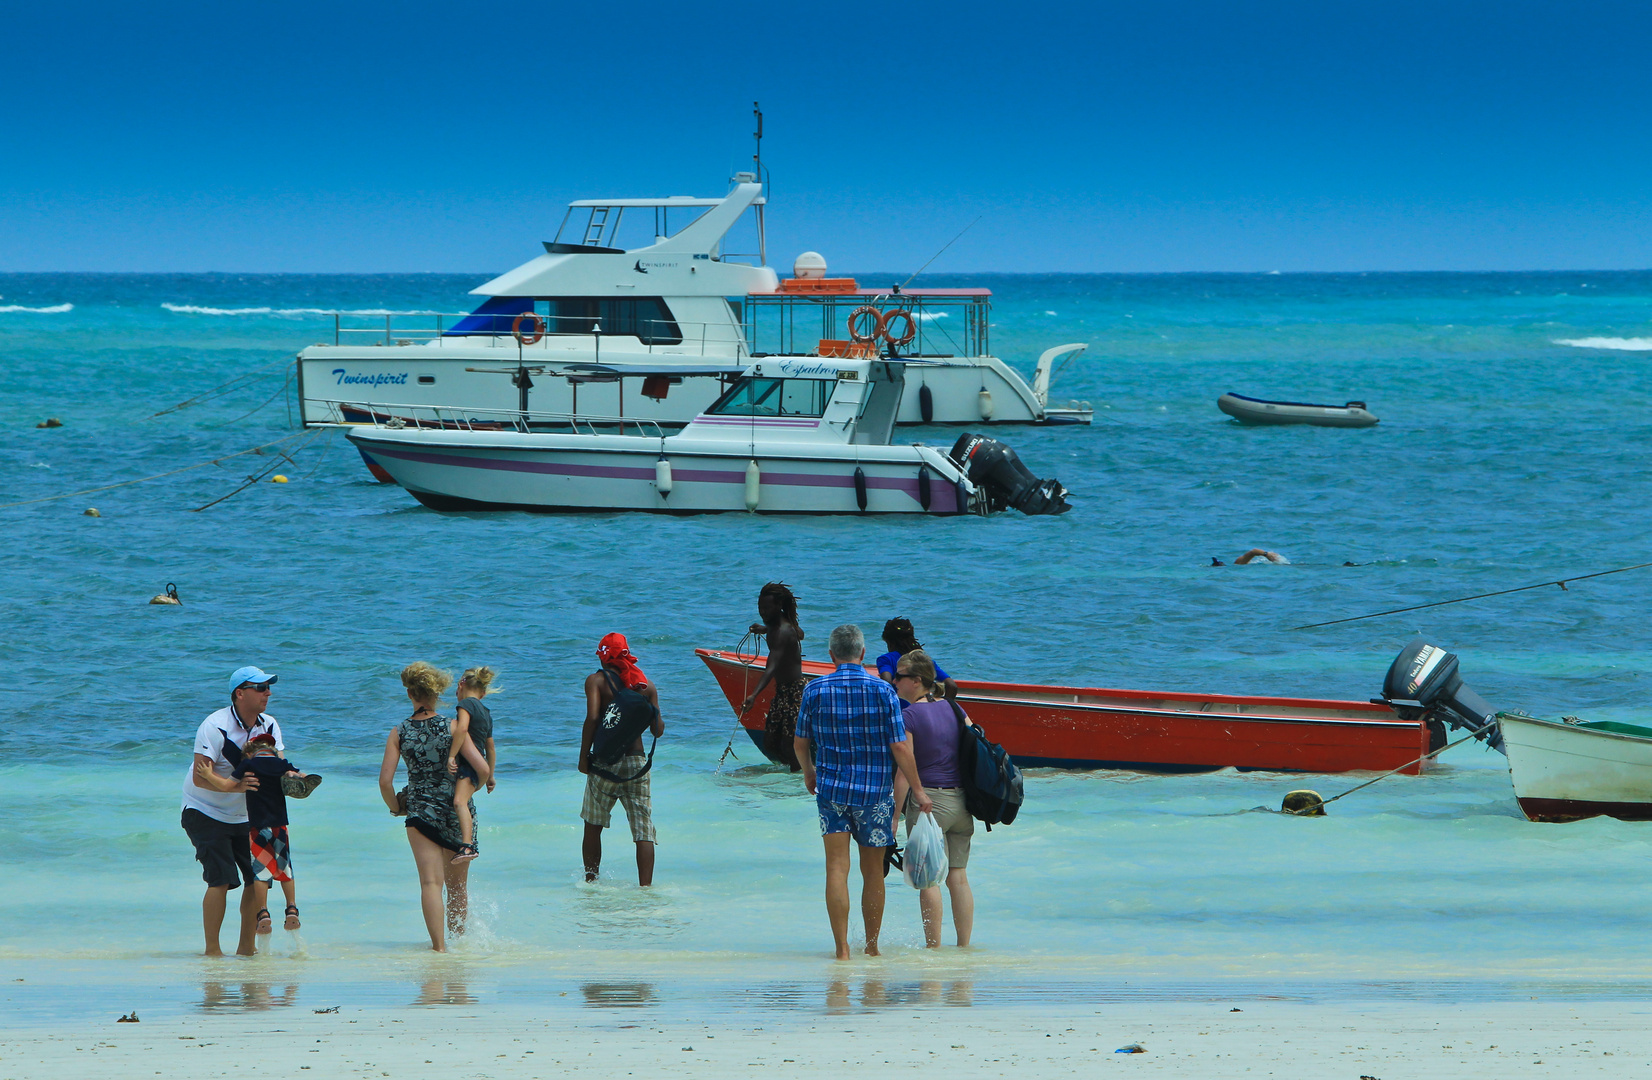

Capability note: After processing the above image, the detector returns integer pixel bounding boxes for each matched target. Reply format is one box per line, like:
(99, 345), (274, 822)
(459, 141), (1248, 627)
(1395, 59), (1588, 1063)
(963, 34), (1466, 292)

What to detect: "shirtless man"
(741, 581), (805, 771)
(579, 633), (665, 886)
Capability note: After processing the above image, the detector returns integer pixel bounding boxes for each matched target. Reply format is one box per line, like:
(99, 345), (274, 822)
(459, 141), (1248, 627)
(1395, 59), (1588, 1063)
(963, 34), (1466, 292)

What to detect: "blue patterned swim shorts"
(817, 792), (895, 847)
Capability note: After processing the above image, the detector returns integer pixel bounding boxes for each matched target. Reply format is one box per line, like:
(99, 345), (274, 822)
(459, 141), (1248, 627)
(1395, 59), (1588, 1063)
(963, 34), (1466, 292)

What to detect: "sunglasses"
(241, 682), (273, 693)
(895, 671), (920, 682)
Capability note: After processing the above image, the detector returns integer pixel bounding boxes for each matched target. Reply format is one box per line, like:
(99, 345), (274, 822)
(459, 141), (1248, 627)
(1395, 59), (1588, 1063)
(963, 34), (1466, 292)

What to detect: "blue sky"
(2, 1), (1649, 273)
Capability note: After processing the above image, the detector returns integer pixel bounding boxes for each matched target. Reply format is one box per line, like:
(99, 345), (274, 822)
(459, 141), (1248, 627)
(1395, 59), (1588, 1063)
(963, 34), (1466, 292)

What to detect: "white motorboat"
(1217, 392), (1379, 427)
(298, 179), (1093, 442)
(335, 357), (1072, 516)
(1500, 713), (1652, 823)
(1376, 638), (1652, 823)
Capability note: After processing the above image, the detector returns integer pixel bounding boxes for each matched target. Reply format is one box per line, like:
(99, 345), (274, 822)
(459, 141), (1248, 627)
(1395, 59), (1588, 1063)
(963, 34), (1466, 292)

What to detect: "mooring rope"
(1292, 560), (1652, 630)
(1227, 717), (1502, 817)
(0, 430), (313, 510)
(146, 356), (294, 420)
(190, 428), (325, 511)
(714, 630), (759, 775)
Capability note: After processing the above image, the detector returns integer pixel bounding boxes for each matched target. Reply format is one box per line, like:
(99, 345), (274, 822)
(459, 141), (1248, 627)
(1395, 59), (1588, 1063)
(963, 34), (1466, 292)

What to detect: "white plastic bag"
(902, 811), (949, 890)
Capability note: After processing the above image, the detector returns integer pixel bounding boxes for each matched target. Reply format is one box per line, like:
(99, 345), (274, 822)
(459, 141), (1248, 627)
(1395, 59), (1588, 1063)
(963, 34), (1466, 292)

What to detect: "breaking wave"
(1555, 336), (1652, 351)
(162, 303), (436, 316)
(916, 312), (949, 321)
(0, 303), (73, 313)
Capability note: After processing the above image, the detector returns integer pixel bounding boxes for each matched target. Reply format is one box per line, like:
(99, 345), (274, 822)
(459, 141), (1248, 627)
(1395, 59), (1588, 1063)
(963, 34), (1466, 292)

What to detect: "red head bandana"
(597, 632), (648, 690)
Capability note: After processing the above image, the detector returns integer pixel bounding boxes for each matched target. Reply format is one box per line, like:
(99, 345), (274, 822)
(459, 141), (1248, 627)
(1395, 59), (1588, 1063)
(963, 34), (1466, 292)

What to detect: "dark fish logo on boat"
(633, 261), (649, 274)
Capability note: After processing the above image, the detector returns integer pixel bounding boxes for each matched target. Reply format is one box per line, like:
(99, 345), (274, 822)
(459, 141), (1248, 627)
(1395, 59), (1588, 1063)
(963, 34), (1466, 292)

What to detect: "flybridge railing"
(325, 312), (751, 358)
(313, 399), (667, 440)
(743, 291), (991, 359)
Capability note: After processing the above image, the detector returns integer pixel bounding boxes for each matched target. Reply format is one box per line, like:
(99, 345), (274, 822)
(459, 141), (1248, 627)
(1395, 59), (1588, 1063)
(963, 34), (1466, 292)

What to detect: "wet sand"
(4, 998), (1649, 1078)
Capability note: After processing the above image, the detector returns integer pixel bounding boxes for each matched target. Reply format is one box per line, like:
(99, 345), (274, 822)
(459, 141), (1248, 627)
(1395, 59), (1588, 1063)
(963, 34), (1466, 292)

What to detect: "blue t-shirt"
(876, 650), (950, 683)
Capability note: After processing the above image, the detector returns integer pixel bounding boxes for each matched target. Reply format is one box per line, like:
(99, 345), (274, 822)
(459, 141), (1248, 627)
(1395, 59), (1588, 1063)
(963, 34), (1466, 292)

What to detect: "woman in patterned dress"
(378, 662), (476, 951)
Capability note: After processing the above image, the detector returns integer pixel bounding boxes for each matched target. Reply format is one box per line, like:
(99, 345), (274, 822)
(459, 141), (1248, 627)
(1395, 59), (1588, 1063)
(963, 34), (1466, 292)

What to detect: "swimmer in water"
(1212, 549), (1289, 566)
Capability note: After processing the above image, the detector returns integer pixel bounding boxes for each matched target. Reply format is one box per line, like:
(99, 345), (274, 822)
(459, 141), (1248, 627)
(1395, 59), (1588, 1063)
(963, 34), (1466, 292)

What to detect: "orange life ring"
(512, 311), (545, 345)
(847, 305), (885, 344)
(880, 309), (916, 347)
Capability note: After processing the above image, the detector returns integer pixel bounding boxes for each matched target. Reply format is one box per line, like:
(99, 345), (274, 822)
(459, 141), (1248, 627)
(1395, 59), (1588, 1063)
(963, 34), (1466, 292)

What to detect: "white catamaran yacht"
(297, 181), (1092, 457)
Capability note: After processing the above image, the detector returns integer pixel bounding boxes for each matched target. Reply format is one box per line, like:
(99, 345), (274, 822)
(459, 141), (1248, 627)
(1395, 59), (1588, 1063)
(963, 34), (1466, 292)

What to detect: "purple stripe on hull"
(1517, 797), (1652, 823)
(362, 442), (960, 512)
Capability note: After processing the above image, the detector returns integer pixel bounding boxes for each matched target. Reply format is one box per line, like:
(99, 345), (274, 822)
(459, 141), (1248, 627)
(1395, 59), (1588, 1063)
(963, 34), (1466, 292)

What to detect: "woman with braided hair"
(742, 581), (806, 771)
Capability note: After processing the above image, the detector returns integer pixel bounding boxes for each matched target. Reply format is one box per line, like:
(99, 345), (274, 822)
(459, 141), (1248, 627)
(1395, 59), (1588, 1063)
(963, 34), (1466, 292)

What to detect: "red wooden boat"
(696, 648), (1432, 774)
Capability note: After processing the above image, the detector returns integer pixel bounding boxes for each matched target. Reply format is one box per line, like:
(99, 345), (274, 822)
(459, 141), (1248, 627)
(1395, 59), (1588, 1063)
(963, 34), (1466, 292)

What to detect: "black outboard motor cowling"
(949, 433), (1071, 516)
(1379, 637), (1505, 754)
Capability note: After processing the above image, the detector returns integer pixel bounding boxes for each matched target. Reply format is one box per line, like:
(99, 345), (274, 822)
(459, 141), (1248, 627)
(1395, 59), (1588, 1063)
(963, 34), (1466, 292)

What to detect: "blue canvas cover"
(444, 295), (534, 336)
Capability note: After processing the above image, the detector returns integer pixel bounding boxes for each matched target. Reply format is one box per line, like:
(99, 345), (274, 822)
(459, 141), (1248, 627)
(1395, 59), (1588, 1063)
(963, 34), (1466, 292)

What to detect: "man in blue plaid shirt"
(795, 623), (931, 959)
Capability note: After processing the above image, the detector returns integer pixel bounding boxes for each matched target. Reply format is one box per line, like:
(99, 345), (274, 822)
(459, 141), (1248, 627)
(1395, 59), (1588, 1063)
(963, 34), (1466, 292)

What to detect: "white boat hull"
(346, 428), (974, 515)
(1501, 713), (1652, 822)
(300, 344), (1050, 428)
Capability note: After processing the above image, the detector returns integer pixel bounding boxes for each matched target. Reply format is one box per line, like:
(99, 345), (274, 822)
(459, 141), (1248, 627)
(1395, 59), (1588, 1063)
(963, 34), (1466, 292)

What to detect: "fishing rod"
(900, 217), (982, 291)
(1292, 560), (1652, 630)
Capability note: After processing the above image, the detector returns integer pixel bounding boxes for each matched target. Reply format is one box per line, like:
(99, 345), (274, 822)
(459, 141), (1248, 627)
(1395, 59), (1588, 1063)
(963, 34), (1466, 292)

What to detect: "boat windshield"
(705, 377), (833, 418)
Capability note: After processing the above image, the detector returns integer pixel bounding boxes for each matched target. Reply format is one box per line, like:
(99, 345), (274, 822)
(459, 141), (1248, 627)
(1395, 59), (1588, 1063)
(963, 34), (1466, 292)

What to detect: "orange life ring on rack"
(512, 311), (545, 345)
(847, 305), (885, 344)
(880, 309), (916, 347)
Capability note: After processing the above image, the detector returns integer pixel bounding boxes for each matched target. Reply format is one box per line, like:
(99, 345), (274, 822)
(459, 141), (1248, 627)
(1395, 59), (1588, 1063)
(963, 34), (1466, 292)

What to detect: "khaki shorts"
(581, 756), (656, 843)
(904, 787), (973, 869)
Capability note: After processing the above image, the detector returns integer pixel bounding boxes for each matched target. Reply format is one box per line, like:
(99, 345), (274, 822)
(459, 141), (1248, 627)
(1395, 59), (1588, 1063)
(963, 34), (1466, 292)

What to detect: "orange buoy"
(512, 311), (545, 345)
(847, 306), (885, 344)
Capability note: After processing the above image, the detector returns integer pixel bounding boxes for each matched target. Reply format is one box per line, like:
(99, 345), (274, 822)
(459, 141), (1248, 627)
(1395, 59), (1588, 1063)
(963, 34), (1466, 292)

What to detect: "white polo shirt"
(180, 706), (284, 824)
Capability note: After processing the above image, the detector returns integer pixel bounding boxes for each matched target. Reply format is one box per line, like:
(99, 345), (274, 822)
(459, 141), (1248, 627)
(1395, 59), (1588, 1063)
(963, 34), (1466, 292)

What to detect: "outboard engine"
(1379, 637), (1505, 754)
(949, 433), (1071, 516)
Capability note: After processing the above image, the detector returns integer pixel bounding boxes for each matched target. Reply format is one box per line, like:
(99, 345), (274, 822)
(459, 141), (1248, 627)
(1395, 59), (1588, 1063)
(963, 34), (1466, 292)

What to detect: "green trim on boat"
(1576, 720), (1652, 739)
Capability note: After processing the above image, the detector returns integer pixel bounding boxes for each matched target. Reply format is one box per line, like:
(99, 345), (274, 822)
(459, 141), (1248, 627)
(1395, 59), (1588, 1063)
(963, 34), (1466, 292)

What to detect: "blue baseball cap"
(230, 666), (278, 692)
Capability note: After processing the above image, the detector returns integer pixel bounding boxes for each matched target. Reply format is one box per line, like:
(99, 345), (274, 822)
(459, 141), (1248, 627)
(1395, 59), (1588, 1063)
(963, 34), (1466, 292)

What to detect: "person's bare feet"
(203, 947), (224, 958)
(835, 946), (852, 960)
(865, 944), (881, 957)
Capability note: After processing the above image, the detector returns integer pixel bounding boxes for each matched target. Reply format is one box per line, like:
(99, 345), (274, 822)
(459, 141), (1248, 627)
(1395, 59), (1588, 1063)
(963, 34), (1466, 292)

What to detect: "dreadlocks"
(759, 581), (803, 639)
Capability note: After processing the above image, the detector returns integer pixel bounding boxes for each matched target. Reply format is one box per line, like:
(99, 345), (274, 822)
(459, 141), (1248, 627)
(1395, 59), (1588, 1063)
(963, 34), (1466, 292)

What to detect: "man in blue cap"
(181, 666), (284, 956)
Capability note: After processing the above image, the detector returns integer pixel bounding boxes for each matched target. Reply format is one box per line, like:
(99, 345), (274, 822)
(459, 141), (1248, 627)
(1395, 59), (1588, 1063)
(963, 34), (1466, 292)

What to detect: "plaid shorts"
(581, 756), (656, 843)
(250, 825), (293, 883)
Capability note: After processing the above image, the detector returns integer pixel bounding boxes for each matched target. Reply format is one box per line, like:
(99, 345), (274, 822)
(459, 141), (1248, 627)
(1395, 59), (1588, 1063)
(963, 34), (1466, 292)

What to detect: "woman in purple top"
(891, 650), (976, 947)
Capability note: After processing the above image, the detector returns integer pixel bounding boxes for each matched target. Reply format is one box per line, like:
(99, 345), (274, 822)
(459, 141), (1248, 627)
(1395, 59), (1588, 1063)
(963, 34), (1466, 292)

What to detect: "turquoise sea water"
(4, 270), (1652, 1019)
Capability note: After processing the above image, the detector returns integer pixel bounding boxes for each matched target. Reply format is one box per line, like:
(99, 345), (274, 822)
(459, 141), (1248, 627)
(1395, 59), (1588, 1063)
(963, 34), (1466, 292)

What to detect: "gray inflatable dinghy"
(1217, 392), (1379, 428)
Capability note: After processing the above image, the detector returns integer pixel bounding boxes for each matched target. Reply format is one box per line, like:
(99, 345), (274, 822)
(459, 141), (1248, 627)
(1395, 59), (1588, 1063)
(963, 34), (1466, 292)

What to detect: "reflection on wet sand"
(580, 982), (658, 1008)
(415, 979), (477, 1006)
(827, 979), (974, 1011)
(199, 982), (299, 1011)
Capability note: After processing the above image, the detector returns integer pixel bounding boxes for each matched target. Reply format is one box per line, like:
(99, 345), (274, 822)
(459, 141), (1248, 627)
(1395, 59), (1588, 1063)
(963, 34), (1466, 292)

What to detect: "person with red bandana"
(579, 633), (665, 885)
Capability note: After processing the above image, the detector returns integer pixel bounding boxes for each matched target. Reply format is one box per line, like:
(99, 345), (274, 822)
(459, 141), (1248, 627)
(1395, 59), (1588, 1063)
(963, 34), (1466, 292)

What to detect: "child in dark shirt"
(447, 666), (498, 864)
(232, 734), (321, 932)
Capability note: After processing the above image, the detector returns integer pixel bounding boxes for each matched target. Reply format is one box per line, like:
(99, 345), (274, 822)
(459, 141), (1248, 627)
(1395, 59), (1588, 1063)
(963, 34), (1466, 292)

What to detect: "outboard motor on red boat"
(1378, 637), (1505, 754)
(948, 433), (1071, 516)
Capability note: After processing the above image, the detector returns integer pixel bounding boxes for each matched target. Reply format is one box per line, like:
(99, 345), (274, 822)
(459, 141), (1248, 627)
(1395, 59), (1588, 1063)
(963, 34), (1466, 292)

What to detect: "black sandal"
(283, 905), (300, 931)
(255, 908), (272, 934)
(451, 844), (478, 864)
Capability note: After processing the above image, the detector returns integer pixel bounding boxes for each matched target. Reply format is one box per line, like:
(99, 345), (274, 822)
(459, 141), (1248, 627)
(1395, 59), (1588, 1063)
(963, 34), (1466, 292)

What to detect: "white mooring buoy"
(655, 457), (673, 497)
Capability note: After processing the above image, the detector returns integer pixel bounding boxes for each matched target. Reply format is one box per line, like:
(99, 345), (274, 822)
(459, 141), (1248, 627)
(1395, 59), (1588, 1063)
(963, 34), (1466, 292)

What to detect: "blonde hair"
(459, 665), (498, 696)
(401, 661), (452, 703)
(899, 649), (937, 690)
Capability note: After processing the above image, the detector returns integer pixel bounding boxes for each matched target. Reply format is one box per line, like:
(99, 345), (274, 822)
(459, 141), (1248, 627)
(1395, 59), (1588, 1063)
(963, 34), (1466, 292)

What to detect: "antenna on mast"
(751, 102), (767, 266)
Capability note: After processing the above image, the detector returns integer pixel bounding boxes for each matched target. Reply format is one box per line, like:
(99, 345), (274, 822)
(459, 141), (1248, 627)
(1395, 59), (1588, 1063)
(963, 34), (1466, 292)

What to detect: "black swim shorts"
(181, 808), (255, 889)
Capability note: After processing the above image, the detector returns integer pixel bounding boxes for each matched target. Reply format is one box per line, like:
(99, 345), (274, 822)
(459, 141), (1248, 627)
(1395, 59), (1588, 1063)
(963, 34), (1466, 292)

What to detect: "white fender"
(655, 457), (673, 496)
(744, 459), (761, 511)
(1032, 342), (1088, 406)
(978, 389), (995, 421)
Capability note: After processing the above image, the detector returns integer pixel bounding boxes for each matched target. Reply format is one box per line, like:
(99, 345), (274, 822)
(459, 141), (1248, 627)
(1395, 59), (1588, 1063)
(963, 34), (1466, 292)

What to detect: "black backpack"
(948, 700), (1024, 829)
(588, 669), (660, 783)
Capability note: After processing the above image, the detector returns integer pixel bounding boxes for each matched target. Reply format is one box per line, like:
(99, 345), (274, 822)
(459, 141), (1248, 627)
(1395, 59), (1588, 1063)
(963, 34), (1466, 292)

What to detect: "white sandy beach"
(3, 999), (1649, 1079)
